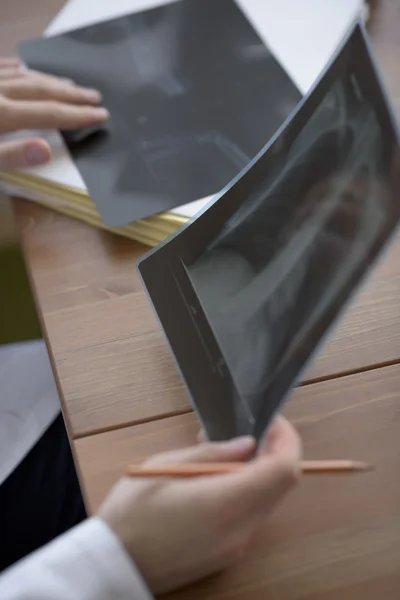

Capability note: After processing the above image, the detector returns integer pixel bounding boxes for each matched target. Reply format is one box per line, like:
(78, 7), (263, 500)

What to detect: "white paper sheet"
(15, 0), (363, 219)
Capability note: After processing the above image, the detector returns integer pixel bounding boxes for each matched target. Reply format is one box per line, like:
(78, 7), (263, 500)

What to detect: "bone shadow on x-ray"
(116, 131), (251, 201)
(20, 0), (302, 226)
(187, 78), (388, 436)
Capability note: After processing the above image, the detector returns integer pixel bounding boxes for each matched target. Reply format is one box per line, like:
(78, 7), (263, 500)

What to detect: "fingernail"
(91, 107), (109, 119)
(83, 88), (102, 102)
(25, 143), (50, 166)
(225, 436), (255, 451)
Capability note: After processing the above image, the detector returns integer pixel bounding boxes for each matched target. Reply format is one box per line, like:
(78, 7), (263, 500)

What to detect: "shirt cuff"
(68, 517), (153, 600)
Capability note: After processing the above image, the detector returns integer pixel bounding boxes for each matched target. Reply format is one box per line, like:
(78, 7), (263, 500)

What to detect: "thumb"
(146, 436), (256, 467)
(0, 138), (51, 170)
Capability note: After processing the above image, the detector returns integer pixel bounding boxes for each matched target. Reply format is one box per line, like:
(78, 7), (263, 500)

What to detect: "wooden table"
(3, 1), (400, 598)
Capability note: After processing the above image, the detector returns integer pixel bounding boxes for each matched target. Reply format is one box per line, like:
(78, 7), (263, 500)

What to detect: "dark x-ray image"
(138, 23), (400, 442)
(187, 75), (392, 437)
(20, 0), (301, 227)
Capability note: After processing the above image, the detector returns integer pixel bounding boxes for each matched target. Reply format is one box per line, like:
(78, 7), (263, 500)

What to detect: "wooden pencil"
(125, 460), (373, 478)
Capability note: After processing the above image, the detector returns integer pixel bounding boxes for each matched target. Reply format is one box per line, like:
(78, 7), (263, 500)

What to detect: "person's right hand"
(0, 57), (109, 170)
(99, 416), (301, 595)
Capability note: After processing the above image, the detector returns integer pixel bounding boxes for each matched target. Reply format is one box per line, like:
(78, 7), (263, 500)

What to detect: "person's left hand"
(0, 57), (109, 170)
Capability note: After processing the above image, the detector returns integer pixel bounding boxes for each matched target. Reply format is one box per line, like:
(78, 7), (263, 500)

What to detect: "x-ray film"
(139, 22), (400, 442)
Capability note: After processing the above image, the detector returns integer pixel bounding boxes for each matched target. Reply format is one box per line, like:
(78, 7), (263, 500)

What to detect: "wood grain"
(13, 198), (400, 436)
(0, 0), (65, 56)
(76, 363), (400, 600)
(77, 362), (400, 509)
(56, 332), (191, 436)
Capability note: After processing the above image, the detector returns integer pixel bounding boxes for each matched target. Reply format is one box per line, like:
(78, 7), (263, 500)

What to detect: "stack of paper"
(0, 0), (365, 247)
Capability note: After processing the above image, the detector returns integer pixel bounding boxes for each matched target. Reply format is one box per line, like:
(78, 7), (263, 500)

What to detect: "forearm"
(0, 517), (153, 600)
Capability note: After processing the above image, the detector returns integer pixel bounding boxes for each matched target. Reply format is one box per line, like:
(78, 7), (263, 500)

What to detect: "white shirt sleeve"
(0, 340), (61, 485)
(0, 517), (154, 600)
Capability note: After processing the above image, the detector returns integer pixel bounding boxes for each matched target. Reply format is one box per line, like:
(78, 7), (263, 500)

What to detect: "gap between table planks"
(14, 200), (400, 437)
(75, 362), (400, 600)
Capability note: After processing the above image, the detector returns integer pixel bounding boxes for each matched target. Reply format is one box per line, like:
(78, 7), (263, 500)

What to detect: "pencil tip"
(354, 461), (374, 472)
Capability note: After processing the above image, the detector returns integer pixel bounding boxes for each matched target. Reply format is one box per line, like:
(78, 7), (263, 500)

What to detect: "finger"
(0, 68), (23, 81)
(196, 420), (301, 517)
(226, 421), (301, 509)
(258, 415), (301, 457)
(0, 138), (51, 170)
(145, 436), (256, 467)
(14, 69), (76, 86)
(197, 429), (206, 444)
(1, 99), (109, 133)
(0, 69), (70, 82)
(0, 76), (102, 105)
(0, 58), (20, 69)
